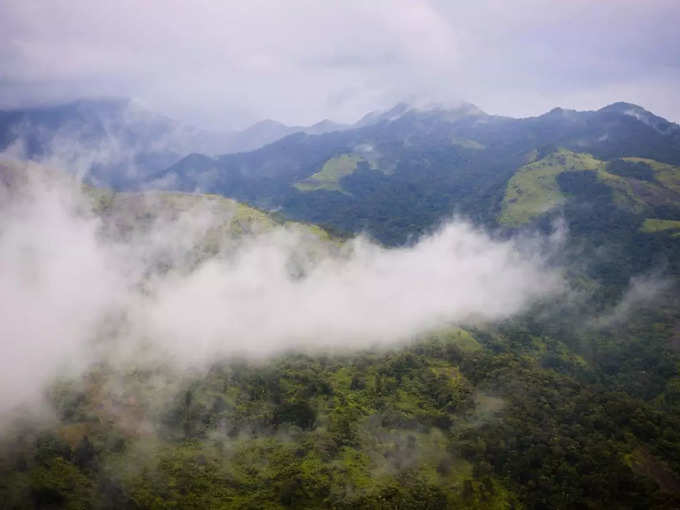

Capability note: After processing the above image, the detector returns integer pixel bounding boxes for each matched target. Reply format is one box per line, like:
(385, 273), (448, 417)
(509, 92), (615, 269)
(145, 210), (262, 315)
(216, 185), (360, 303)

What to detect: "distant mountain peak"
(539, 107), (581, 121)
(599, 102), (678, 134)
(415, 101), (485, 116)
(245, 119), (288, 131)
(356, 101), (485, 127)
(356, 103), (411, 127)
(305, 119), (348, 135)
(599, 101), (647, 113)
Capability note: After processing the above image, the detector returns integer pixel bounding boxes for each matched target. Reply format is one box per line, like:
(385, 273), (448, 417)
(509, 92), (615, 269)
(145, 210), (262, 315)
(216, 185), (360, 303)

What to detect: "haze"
(0, 162), (564, 416)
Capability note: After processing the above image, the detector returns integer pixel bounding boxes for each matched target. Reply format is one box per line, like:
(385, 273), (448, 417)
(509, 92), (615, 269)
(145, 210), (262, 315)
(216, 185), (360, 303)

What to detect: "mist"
(593, 273), (674, 329)
(2, 1), (679, 128)
(0, 160), (565, 418)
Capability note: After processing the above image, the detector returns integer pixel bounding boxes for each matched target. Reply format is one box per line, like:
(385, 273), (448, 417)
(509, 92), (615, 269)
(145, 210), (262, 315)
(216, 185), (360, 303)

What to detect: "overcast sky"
(1, 0), (679, 129)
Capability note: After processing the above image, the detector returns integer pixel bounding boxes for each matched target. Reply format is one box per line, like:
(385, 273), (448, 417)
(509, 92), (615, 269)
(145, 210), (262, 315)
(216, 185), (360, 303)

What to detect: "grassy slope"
(499, 150), (680, 227)
(641, 218), (680, 235)
(294, 154), (364, 193)
(91, 187), (332, 239)
(624, 157), (680, 195)
(0, 159), (285, 238)
(499, 149), (603, 226)
(92, 190), (280, 239)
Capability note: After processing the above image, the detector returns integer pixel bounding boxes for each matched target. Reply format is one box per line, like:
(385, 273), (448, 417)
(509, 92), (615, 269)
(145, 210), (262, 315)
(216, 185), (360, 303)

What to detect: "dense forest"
(2, 301), (680, 509)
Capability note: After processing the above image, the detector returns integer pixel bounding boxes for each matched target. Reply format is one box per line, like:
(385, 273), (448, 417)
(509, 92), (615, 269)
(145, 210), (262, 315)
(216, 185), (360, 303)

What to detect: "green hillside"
(641, 218), (680, 235)
(4, 305), (680, 508)
(294, 154), (365, 193)
(3, 99), (680, 508)
(499, 149), (603, 226)
(499, 150), (680, 226)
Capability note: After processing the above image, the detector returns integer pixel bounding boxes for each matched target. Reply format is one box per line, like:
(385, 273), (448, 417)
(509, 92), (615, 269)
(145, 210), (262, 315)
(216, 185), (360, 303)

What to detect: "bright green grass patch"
(294, 154), (363, 193)
(596, 157), (680, 213)
(97, 191), (336, 269)
(641, 218), (680, 233)
(623, 157), (680, 194)
(431, 327), (482, 353)
(594, 161), (680, 213)
(499, 149), (603, 226)
(108, 191), (279, 239)
(500, 150), (680, 226)
(595, 168), (650, 213)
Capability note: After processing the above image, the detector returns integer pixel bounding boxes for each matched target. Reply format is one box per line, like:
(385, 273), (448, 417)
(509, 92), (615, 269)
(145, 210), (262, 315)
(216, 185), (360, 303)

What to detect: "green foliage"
(624, 157), (680, 195)
(607, 158), (656, 182)
(641, 218), (680, 234)
(294, 153), (365, 193)
(3, 315), (680, 508)
(5, 104), (680, 507)
(499, 149), (602, 226)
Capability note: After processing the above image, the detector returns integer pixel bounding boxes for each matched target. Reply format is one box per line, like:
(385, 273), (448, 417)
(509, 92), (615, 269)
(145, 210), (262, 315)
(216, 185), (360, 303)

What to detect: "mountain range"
(3, 97), (680, 293)
(150, 100), (680, 293)
(3, 98), (680, 508)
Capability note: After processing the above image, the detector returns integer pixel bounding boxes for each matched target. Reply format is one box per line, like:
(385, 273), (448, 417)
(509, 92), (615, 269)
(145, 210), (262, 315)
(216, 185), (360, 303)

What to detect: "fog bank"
(0, 161), (565, 416)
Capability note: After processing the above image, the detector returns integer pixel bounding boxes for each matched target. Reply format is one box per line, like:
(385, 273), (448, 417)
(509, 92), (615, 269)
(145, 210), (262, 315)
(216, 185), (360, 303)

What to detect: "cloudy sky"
(1, 0), (679, 129)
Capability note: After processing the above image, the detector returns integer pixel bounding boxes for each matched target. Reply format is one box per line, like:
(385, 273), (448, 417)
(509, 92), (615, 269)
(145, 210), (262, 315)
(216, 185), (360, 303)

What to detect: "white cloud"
(593, 273), (672, 328)
(0, 160), (564, 417)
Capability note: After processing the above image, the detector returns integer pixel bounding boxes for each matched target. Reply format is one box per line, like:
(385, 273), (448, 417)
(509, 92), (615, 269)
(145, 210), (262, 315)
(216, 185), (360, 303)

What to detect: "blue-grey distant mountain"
(4, 97), (680, 290)
(4, 102), (680, 510)
(218, 118), (349, 154)
(0, 98), (349, 187)
(151, 101), (680, 232)
(147, 101), (680, 292)
(0, 98), (231, 187)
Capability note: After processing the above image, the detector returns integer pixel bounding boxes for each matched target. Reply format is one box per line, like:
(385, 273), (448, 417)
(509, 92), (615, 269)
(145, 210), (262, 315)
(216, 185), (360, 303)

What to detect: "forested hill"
(2, 102), (680, 508)
(0, 99), (348, 189)
(149, 102), (680, 294)
(152, 102), (680, 237)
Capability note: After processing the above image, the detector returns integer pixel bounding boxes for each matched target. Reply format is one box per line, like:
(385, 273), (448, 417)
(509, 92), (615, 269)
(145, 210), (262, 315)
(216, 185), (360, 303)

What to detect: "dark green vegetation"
(3, 307), (680, 509)
(2, 101), (680, 508)
(149, 102), (680, 246)
(147, 102), (680, 295)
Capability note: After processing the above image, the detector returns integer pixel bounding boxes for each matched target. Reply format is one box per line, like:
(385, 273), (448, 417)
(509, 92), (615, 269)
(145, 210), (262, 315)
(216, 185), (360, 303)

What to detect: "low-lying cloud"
(0, 160), (565, 417)
(592, 273), (673, 328)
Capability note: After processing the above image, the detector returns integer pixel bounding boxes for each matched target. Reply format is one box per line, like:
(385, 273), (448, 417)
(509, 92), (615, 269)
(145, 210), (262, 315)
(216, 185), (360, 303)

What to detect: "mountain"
(3, 111), (680, 507)
(3, 157), (680, 508)
(9, 98), (676, 291)
(0, 98), (235, 188)
(152, 104), (676, 205)
(0, 98), (353, 188)
(219, 118), (350, 154)
(0, 157), (336, 277)
(599, 102), (680, 135)
(142, 101), (680, 298)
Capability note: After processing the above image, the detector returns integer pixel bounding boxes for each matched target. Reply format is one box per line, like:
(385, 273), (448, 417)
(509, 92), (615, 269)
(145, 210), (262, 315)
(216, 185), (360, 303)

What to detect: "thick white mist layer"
(143, 224), (562, 360)
(0, 163), (564, 416)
